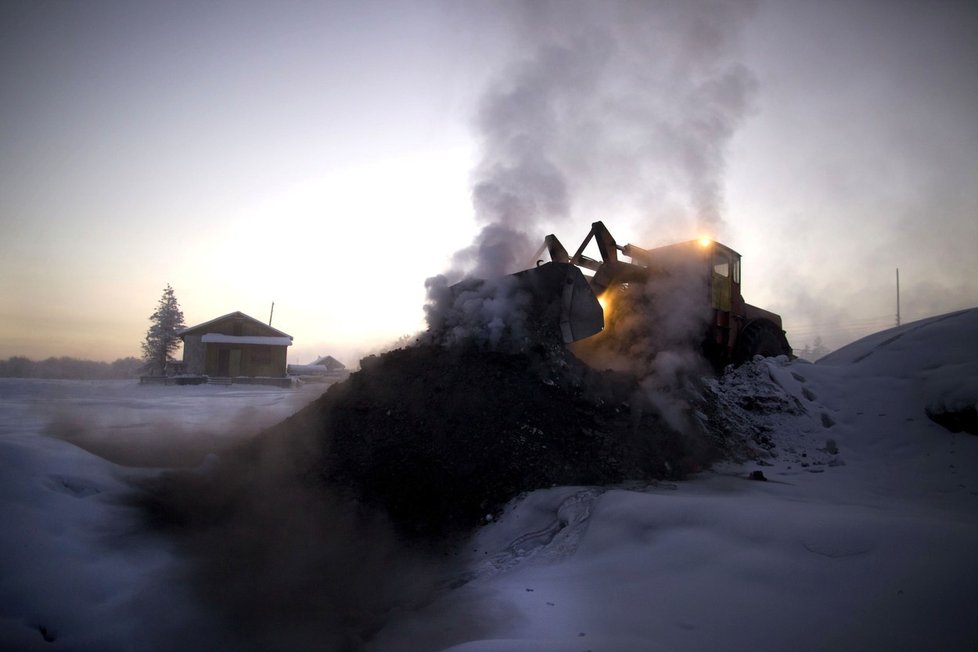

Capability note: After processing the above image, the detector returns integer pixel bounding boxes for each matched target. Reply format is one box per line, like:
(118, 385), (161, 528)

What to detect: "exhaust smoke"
(428, 0), (757, 360)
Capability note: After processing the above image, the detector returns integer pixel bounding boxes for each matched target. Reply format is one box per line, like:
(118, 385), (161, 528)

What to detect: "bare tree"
(142, 284), (186, 376)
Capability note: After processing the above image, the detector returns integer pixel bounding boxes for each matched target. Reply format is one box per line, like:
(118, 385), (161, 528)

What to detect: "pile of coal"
(260, 342), (708, 539)
(134, 341), (716, 544)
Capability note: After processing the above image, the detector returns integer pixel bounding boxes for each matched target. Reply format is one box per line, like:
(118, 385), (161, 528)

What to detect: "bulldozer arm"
(534, 221), (650, 294)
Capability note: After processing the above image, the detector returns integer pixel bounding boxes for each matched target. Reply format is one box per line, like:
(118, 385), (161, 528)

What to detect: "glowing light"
(597, 293), (612, 316)
(698, 237), (712, 248)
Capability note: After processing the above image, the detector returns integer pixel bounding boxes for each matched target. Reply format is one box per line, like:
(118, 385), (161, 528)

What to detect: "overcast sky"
(2, 0), (976, 364)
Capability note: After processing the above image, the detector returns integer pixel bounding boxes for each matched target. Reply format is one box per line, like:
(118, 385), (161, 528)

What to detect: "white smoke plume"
(424, 273), (533, 350)
(427, 0), (758, 351)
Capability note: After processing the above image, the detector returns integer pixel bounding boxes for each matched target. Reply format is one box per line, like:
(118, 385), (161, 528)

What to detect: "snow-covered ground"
(0, 381), (330, 650)
(2, 310), (977, 651)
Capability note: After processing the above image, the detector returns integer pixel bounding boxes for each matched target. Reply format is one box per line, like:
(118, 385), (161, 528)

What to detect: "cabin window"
(711, 251), (734, 312)
(732, 259), (741, 284)
(713, 254), (730, 278)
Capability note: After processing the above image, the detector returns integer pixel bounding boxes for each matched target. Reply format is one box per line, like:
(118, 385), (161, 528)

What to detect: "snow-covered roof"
(178, 311), (292, 338)
(200, 334), (292, 346)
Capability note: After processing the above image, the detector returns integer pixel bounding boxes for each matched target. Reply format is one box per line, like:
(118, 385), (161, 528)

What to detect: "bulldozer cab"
(709, 242), (741, 313)
(616, 236), (743, 314)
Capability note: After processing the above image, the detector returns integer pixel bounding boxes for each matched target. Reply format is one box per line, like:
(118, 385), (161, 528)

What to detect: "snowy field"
(2, 310), (978, 651)
(0, 381), (331, 650)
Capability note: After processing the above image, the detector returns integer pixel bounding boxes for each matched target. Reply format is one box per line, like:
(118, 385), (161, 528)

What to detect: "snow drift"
(0, 309), (976, 650)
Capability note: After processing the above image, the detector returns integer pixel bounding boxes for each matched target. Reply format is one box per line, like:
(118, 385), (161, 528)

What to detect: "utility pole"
(269, 301), (275, 326)
(895, 269), (901, 327)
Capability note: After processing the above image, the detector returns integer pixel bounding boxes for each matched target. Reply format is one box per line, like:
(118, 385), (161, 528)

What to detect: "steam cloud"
(427, 0), (758, 352)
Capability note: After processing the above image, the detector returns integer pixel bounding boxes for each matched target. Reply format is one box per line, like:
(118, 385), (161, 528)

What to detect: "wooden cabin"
(178, 311), (292, 378)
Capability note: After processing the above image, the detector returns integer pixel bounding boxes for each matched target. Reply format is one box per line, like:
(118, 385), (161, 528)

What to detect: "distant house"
(178, 311), (292, 378)
(287, 354), (347, 380)
(311, 355), (346, 372)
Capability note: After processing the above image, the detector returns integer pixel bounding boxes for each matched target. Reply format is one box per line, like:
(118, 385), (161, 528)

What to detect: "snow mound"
(820, 308), (978, 436)
(818, 308), (977, 370)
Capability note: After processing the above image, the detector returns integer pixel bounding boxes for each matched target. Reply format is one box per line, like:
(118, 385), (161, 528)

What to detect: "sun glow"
(186, 148), (474, 358)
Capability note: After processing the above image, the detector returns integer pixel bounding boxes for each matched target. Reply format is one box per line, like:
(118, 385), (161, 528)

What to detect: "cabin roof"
(178, 311), (292, 339)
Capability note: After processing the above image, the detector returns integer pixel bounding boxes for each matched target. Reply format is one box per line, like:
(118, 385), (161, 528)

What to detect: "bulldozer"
(520, 221), (792, 368)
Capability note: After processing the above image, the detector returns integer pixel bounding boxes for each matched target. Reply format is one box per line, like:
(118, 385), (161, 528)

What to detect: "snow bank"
(0, 379), (329, 650)
(820, 309), (978, 439)
(1, 308), (977, 650)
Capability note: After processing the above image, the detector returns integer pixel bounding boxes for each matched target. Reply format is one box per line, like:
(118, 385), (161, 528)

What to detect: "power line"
(787, 318), (894, 337)
(786, 315), (893, 329)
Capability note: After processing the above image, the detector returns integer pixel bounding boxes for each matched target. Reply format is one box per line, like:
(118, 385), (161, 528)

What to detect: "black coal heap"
(124, 339), (721, 646)
(261, 342), (705, 538)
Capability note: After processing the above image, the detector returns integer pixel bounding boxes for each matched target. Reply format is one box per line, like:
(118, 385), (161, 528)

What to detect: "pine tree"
(142, 284), (186, 376)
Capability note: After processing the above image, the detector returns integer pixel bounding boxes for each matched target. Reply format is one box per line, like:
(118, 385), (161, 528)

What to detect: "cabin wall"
(204, 344), (287, 377)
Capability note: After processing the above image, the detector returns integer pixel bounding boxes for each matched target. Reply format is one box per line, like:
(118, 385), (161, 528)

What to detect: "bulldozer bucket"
(510, 262), (604, 343)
